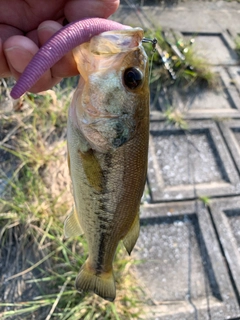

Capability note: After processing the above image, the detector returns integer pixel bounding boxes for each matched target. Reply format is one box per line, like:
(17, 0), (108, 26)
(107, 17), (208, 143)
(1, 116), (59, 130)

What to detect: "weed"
(198, 195), (210, 206)
(144, 28), (217, 90)
(164, 107), (188, 130)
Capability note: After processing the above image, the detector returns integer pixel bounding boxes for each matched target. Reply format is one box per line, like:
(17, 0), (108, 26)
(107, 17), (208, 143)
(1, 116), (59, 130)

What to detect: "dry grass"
(0, 79), (145, 320)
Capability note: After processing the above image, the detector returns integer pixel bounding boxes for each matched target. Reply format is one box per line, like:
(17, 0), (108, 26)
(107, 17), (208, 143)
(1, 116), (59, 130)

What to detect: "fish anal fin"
(64, 207), (84, 238)
(75, 260), (116, 302)
(123, 213), (140, 255)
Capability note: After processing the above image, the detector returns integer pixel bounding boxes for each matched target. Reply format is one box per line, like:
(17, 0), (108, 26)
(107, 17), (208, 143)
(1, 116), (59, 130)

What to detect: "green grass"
(198, 195), (210, 206)
(0, 81), (144, 320)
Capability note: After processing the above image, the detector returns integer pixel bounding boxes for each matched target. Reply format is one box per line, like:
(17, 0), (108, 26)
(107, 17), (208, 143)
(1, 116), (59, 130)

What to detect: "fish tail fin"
(75, 260), (116, 302)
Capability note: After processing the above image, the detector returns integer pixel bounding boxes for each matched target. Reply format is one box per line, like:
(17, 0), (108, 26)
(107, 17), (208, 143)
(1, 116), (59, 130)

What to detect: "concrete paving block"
(183, 32), (238, 65)
(150, 67), (240, 120)
(134, 201), (240, 319)
(114, 3), (240, 34)
(113, 5), (221, 32)
(197, 4), (240, 36)
(210, 197), (240, 299)
(228, 67), (240, 95)
(114, 4), (239, 67)
(218, 67), (240, 113)
(219, 120), (240, 175)
(147, 120), (240, 201)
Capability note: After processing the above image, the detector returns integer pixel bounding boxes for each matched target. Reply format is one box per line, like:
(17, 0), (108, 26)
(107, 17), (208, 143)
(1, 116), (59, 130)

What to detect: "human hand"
(0, 0), (119, 92)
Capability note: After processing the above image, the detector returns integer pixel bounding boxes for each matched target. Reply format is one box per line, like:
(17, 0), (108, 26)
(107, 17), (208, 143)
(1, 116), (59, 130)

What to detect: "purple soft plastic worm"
(10, 18), (126, 99)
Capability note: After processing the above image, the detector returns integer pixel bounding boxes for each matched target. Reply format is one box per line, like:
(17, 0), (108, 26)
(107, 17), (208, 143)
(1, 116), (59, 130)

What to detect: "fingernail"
(4, 46), (34, 73)
(38, 25), (60, 32)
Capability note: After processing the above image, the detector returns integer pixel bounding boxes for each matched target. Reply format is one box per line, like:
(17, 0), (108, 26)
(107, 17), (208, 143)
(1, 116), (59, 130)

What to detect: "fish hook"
(142, 37), (157, 52)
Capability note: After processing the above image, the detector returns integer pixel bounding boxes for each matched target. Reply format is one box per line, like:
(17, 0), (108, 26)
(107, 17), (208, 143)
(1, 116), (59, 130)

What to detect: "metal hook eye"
(142, 37), (158, 51)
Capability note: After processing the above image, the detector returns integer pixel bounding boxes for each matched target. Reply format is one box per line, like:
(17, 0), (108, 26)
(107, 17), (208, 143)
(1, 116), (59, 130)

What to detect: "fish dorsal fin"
(122, 212), (140, 255)
(64, 207), (84, 238)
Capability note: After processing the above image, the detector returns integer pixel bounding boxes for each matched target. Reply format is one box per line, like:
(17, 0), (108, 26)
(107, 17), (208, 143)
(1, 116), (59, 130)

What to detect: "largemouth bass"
(65, 27), (149, 301)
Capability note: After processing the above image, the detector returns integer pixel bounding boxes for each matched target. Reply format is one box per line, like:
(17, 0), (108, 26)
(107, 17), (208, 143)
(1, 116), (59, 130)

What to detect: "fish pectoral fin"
(123, 212), (140, 255)
(64, 206), (84, 238)
(75, 260), (116, 302)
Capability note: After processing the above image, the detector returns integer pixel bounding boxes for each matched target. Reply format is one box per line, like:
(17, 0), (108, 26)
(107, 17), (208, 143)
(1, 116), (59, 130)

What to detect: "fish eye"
(123, 67), (143, 90)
